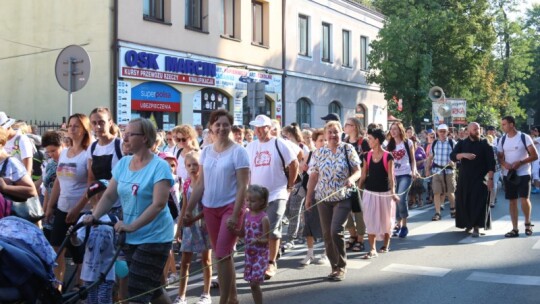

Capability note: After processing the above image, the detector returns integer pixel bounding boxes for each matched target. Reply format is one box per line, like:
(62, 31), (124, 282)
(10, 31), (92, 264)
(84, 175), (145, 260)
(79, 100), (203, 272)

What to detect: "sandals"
(345, 238), (356, 250)
(504, 229), (519, 238)
(432, 213), (441, 221)
(362, 251), (378, 259)
(351, 242), (364, 252)
(378, 246), (389, 253)
(525, 223), (534, 236)
(450, 208), (456, 218)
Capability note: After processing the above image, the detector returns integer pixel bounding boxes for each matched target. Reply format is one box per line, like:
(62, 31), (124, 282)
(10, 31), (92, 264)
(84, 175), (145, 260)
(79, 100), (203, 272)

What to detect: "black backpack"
(13, 135), (44, 181)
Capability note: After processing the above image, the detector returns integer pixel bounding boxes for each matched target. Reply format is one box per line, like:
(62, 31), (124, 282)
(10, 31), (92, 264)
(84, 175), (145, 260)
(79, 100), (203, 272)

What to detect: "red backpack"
(366, 151), (389, 172)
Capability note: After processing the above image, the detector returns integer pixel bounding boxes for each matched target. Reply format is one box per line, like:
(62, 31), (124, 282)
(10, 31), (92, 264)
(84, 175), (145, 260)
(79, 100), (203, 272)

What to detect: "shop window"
(130, 82), (181, 131)
(252, 1), (268, 46)
(296, 98), (312, 126)
(322, 22), (332, 62)
(143, 0), (164, 21)
(223, 0), (241, 39)
(243, 96), (272, 127)
(355, 103), (367, 127)
(298, 14), (310, 57)
(328, 101), (342, 120)
(193, 88), (230, 128)
(186, 0), (208, 32)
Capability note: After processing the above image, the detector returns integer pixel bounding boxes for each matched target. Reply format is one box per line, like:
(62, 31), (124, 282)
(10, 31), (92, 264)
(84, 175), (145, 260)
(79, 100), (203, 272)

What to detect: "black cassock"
(450, 138), (495, 229)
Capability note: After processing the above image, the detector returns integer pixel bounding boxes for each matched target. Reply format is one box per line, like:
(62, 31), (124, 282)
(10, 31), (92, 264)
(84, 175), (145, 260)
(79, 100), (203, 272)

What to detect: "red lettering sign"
(131, 100), (181, 113)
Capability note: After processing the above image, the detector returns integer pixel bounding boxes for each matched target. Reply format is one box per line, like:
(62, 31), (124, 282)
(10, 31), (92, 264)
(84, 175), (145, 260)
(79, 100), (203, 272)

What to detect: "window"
(342, 30), (351, 67)
(328, 101), (342, 119)
(298, 15), (310, 56)
(355, 103), (366, 127)
(223, 0), (240, 38)
(252, 1), (264, 45)
(187, 0), (208, 31)
(322, 23), (332, 62)
(296, 98), (312, 126)
(360, 36), (369, 70)
(143, 0), (164, 21)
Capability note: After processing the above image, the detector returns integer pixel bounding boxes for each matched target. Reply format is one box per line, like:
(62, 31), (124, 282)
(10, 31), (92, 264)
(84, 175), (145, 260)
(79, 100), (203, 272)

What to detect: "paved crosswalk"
(166, 203), (540, 299)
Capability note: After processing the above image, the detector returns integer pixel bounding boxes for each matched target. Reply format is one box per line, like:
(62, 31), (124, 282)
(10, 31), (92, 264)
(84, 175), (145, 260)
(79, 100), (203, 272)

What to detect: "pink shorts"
(203, 203), (244, 259)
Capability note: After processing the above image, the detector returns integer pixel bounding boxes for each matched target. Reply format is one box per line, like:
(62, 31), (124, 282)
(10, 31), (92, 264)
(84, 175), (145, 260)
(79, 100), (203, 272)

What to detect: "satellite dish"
(438, 104), (452, 117)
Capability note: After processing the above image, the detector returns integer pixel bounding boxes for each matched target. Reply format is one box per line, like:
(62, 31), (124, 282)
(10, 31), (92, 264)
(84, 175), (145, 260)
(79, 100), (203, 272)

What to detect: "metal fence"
(27, 120), (63, 135)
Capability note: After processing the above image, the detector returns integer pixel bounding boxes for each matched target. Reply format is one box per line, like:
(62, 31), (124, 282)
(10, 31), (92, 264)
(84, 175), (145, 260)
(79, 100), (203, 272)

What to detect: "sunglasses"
(176, 137), (188, 143)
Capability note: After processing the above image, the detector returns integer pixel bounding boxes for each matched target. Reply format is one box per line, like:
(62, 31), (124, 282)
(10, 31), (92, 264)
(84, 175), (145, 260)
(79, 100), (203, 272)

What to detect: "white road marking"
(407, 214), (457, 241)
(532, 239), (540, 249)
(467, 271), (540, 286)
(381, 263), (451, 277)
(347, 259), (371, 270)
(458, 216), (516, 246)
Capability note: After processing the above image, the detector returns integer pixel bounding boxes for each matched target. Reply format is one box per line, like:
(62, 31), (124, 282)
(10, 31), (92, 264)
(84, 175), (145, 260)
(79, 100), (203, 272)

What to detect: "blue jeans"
(395, 175), (412, 220)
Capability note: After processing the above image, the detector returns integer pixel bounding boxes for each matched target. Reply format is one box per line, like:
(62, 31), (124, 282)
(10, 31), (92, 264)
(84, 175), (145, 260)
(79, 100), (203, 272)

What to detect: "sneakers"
(196, 294), (212, 304)
(300, 255), (314, 265)
(265, 262), (277, 280)
(398, 226), (408, 238)
(315, 254), (329, 265)
(173, 297), (187, 304)
(167, 273), (178, 285)
(283, 241), (295, 250)
(392, 225), (401, 237)
(532, 188), (540, 194)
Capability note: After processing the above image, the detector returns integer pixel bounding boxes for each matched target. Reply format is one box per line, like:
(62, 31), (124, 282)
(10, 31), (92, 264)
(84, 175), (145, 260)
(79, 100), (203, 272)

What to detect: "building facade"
(116, 0), (284, 130)
(284, 0), (387, 128)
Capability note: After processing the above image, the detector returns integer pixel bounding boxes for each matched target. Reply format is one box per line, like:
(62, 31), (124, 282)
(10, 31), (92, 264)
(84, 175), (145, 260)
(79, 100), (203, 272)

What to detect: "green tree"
(368, 0), (496, 128)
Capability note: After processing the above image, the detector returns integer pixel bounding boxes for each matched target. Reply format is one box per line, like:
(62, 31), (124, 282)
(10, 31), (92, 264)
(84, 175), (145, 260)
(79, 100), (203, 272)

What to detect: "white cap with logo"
(249, 115), (272, 127)
(437, 124), (449, 131)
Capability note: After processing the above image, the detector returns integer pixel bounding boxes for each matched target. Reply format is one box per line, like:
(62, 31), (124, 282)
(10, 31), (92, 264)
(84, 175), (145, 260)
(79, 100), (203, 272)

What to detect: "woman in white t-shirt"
(184, 110), (249, 304)
(45, 113), (92, 290)
(386, 122), (417, 238)
(0, 127), (37, 207)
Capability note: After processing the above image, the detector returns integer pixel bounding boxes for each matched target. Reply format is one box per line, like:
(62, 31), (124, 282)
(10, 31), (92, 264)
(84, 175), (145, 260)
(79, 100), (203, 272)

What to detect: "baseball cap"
(321, 113), (340, 122)
(249, 115), (272, 127)
(87, 179), (109, 199)
(437, 124), (449, 131)
(0, 112), (15, 129)
(158, 151), (178, 166)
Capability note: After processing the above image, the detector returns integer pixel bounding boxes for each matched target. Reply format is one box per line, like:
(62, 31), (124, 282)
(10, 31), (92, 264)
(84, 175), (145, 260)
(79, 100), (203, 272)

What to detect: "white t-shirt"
(176, 153), (188, 182)
(57, 148), (89, 213)
(390, 140), (413, 176)
(201, 143), (249, 208)
(0, 157), (27, 184)
(86, 139), (122, 169)
(246, 138), (297, 202)
(497, 132), (535, 176)
(5, 131), (34, 165)
(163, 145), (178, 155)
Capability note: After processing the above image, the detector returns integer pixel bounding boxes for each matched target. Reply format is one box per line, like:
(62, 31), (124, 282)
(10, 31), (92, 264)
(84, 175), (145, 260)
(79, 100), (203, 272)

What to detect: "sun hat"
(0, 112), (15, 129)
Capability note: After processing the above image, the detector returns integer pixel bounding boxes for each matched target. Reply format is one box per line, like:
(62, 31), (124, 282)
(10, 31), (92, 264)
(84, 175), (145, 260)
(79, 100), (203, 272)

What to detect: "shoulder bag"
(344, 145), (362, 213)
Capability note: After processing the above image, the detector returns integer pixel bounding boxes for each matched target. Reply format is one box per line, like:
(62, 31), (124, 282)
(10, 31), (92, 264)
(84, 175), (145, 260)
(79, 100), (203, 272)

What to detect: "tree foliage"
(367, 0), (539, 130)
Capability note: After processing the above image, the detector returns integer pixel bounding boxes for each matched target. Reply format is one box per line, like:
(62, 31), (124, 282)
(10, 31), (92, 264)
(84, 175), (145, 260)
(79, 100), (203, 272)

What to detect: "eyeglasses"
(124, 132), (144, 137)
(176, 137), (188, 142)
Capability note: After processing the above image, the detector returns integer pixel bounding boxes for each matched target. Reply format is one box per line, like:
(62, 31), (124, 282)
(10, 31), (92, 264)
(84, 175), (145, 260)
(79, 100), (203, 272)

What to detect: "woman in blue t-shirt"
(85, 118), (174, 304)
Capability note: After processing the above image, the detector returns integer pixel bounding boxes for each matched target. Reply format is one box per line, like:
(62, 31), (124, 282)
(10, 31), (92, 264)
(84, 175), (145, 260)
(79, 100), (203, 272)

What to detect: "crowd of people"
(0, 109), (539, 304)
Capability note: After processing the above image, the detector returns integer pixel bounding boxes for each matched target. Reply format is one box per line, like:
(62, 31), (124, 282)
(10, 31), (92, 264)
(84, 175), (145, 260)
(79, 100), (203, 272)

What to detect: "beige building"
(284, 0), (387, 128)
(116, 0), (284, 129)
(0, 0), (115, 124)
(1, 0), (387, 130)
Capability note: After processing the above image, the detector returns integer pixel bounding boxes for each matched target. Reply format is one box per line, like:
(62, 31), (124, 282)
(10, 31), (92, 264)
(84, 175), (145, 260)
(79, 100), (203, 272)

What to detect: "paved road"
(166, 190), (540, 304)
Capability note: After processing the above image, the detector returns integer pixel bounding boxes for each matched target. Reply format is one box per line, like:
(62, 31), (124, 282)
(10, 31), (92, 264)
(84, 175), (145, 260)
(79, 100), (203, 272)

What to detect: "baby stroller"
(0, 216), (124, 304)
(0, 216), (61, 303)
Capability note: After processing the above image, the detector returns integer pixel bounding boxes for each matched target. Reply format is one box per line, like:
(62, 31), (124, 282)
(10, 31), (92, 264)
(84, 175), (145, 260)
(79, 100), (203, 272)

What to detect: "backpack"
(90, 138), (123, 160)
(430, 139), (455, 156)
(12, 135), (44, 181)
(366, 151), (390, 173)
(175, 147), (184, 160)
(500, 133), (530, 156)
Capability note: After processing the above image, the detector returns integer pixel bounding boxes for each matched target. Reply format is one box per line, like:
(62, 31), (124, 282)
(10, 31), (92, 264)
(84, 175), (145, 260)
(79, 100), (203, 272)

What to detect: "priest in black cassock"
(450, 122), (495, 237)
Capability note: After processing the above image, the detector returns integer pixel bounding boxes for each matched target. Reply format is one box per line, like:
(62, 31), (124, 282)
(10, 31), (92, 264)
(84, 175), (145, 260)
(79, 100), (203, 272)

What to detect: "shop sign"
(131, 82), (181, 113)
(120, 47), (216, 86)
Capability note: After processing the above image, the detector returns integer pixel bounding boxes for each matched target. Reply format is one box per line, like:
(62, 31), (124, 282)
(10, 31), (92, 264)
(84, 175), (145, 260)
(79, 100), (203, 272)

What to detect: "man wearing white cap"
(425, 124), (457, 221)
(0, 112), (33, 175)
(246, 115), (299, 279)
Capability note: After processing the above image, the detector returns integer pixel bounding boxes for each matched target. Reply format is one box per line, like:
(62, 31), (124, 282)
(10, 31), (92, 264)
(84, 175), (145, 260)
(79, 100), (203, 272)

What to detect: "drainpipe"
(281, 0), (287, 125)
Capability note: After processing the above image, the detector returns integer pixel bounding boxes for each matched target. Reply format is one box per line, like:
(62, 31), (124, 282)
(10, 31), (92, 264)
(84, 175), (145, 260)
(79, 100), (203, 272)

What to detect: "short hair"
(370, 128), (386, 145)
(323, 121), (343, 133)
(41, 130), (65, 147)
(208, 109), (233, 126)
(502, 115), (516, 125)
(130, 118), (157, 149)
(311, 128), (324, 141)
(232, 125), (244, 134)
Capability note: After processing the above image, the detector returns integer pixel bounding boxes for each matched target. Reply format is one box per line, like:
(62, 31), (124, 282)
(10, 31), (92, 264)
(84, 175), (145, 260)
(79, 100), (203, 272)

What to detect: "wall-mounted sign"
(117, 80), (131, 125)
(131, 82), (181, 113)
(119, 47), (216, 86)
